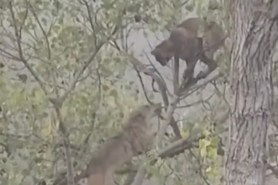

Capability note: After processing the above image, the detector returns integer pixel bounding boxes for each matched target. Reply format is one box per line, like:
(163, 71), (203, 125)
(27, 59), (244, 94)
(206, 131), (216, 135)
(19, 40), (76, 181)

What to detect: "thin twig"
(169, 116), (182, 140)
(181, 69), (221, 98)
(267, 163), (278, 178)
(123, 52), (169, 106)
(173, 56), (180, 94)
(177, 93), (214, 109)
(157, 69), (220, 145)
(0, 48), (22, 61)
(158, 135), (203, 158)
(130, 167), (146, 185)
(189, 149), (211, 185)
(135, 68), (155, 105)
(143, 51), (165, 83)
(8, 1), (48, 95)
(82, 0), (97, 46)
(54, 105), (75, 185)
(28, 2), (51, 59)
(60, 42), (104, 103)
(61, 18), (120, 103)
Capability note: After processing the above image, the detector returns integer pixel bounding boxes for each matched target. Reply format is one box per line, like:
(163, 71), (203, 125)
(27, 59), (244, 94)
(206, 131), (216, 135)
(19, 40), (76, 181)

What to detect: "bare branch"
(173, 56), (179, 94)
(123, 52), (169, 107)
(61, 15), (120, 103)
(52, 126), (203, 185)
(60, 42), (104, 103)
(123, 170), (137, 185)
(189, 150), (211, 185)
(157, 69), (220, 145)
(28, 2), (51, 59)
(81, 0), (97, 46)
(267, 163), (278, 178)
(129, 131), (203, 185)
(144, 51), (166, 84)
(180, 68), (221, 98)
(130, 167), (146, 185)
(169, 116), (182, 140)
(54, 105), (75, 185)
(8, 1), (48, 95)
(18, 6), (28, 38)
(158, 135), (203, 158)
(135, 68), (155, 105)
(212, 82), (230, 108)
(181, 0), (191, 6)
(177, 93), (214, 109)
(0, 48), (21, 61)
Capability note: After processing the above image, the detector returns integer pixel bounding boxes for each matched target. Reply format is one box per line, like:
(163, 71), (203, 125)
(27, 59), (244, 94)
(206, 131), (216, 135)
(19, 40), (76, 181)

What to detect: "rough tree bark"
(225, 0), (278, 185)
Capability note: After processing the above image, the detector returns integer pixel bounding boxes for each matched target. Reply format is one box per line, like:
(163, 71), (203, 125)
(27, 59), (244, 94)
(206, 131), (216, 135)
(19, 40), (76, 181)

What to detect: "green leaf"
(8, 88), (26, 108)
(207, 146), (218, 159)
(199, 139), (211, 157)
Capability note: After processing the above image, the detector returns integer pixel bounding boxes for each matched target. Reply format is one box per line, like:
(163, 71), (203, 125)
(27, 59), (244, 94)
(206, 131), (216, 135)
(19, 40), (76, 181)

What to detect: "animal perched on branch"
(151, 17), (225, 87)
(86, 104), (161, 185)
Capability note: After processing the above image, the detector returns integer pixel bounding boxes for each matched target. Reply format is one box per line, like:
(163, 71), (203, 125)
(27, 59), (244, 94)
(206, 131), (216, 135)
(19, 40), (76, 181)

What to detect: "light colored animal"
(87, 104), (161, 185)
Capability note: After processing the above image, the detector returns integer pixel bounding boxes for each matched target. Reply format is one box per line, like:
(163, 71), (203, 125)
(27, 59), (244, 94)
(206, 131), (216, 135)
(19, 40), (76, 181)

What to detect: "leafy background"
(0, 0), (277, 185)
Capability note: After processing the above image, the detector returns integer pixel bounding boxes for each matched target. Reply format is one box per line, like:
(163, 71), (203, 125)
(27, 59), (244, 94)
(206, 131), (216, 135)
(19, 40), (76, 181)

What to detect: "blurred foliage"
(0, 0), (234, 185)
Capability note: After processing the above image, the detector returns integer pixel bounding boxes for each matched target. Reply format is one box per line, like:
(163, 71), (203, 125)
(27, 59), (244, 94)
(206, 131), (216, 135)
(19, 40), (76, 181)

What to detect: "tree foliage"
(1, 0), (275, 185)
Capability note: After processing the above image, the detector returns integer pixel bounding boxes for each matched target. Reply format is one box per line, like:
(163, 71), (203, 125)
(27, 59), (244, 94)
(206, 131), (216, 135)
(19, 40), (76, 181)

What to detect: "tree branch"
(8, 1), (49, 95)
(60, 42), (104, 103)
(173, 56), (180, 94)
(123, 52), (169, 107)
(28, 2), (51, 60)
(158, 135), (203, 158)
(54, 105), (75, 185)
(130, 167), (146, 185)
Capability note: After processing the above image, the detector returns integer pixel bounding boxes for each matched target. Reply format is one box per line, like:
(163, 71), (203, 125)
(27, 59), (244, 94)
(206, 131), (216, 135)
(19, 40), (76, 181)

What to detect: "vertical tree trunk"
(225, 1), (278, 185)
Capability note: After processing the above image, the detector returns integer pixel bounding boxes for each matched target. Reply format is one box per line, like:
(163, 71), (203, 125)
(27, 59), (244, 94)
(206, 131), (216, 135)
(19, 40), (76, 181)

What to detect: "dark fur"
(151, 18), (225, 82)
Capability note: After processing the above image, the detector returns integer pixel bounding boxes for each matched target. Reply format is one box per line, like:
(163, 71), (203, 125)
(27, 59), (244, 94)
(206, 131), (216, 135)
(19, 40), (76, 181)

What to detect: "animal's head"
(133, 103), (162, 120)
(127, 104), (162, 127)
(151, 40), (175, 66)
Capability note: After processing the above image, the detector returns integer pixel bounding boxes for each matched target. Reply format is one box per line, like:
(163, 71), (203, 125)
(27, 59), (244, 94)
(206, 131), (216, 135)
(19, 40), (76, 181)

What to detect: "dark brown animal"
(151, 17), (225, 83)
(87, 104), (161, 185)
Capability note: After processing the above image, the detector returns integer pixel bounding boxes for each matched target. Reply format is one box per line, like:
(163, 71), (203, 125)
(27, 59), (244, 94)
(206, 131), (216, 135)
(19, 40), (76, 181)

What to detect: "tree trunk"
(225, 1), (278, 185)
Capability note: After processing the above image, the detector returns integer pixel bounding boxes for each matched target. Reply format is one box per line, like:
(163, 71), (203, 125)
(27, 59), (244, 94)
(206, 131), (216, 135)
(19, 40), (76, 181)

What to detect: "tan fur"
(177, 17), (206, 37)
(87, 104), (161, 185)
